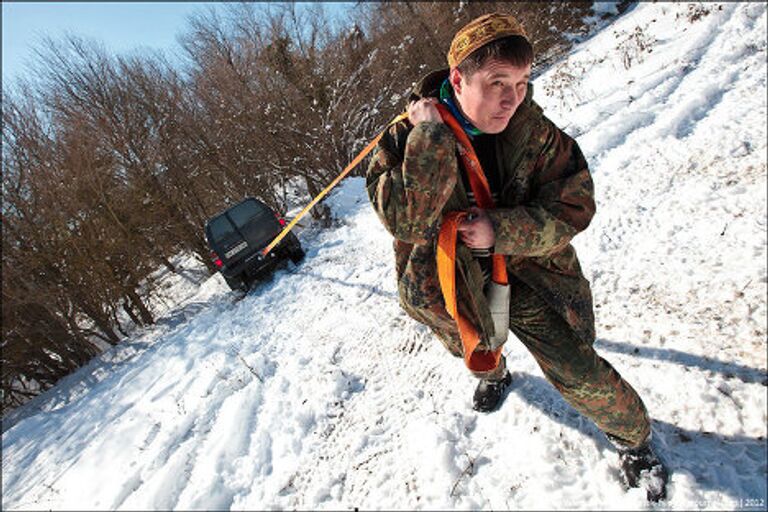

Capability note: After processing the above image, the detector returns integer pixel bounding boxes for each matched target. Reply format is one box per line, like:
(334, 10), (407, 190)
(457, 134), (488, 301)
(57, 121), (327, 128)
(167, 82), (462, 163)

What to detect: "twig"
(237, 353), (264, 383)
(450, 446), (487, 497)
(716, 385), (742, 410)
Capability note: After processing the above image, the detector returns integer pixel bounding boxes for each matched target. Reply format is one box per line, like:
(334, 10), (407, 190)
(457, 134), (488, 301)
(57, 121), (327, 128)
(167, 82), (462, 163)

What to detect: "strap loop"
(438, 211), (503, 372)
(434, 103), (507, 372)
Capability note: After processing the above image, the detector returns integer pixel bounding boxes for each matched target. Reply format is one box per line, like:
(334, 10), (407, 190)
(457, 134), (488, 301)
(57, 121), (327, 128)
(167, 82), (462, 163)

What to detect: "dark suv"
(205, 197), (305, 291)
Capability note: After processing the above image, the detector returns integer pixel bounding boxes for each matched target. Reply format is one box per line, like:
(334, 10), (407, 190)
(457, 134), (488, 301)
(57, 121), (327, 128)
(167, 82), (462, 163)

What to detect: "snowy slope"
(2, 3), (766, 510)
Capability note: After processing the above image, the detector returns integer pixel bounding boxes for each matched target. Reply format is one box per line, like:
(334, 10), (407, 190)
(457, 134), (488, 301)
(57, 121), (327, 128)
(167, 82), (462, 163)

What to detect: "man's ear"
(449, 67), (463, 95)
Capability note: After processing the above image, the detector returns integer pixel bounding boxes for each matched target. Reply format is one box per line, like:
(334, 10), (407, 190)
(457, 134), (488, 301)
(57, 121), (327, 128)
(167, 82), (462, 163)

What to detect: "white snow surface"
(2, 3), (766, 510)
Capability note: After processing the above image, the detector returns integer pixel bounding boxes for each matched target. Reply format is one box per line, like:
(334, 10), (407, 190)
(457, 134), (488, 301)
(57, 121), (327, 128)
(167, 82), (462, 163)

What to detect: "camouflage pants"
(447, 276), (651, 448)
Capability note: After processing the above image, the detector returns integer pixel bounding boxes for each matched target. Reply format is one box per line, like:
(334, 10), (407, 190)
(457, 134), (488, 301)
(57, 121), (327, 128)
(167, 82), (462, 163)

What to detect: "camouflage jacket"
(366, 69), (596, 354)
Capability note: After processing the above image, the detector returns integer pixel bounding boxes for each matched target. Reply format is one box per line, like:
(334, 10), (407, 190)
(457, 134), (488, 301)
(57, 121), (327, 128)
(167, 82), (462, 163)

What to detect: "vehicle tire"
(290, 247), (305, 265)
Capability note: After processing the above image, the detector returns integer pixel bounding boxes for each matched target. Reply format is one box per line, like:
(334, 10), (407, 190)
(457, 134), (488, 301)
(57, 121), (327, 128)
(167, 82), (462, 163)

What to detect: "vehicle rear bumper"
(219, 237), (300, 280)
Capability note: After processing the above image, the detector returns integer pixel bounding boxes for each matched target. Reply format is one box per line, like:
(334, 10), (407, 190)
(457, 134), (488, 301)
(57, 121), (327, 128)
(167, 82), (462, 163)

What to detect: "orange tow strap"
(434, 103), (506, 373)
(261, 112), (409, 256)
(262, 105), (505, 373)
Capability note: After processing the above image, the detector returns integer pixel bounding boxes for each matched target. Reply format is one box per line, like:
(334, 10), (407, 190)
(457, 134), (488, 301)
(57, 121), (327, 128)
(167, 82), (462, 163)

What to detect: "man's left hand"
(457, 207), (495, 249)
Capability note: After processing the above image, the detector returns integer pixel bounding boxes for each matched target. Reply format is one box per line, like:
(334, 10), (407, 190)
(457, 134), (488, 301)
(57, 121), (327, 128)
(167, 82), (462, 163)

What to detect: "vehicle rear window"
(229, 200), (272, 229)
(209, 215), (236, 242)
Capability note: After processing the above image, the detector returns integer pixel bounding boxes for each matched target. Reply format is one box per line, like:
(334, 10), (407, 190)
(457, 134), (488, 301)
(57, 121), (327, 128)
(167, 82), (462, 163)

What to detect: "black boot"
(615, 437), (669, 502)
(472, 370), (512, 412)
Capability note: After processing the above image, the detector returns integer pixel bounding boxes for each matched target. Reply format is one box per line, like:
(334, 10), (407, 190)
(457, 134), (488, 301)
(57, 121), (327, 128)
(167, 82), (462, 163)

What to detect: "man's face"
(450, 59), (531, 134)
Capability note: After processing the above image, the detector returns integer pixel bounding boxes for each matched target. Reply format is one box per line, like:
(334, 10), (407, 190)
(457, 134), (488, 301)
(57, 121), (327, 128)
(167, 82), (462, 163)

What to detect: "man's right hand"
(408, 98), (443, 125)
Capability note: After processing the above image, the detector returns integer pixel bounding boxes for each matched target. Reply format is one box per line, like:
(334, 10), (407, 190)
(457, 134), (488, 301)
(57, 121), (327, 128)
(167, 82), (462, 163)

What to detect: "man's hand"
(457, 207), (495, 249)
(408, 98), (443, 125)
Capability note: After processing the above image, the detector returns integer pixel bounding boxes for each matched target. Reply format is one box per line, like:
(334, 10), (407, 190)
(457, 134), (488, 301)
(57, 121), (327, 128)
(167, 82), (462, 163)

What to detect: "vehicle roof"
(206, 197), (272, 225)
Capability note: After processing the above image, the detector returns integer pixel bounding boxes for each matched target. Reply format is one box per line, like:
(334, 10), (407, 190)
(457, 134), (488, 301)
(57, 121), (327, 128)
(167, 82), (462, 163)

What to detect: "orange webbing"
(261, 112), (409, 256)
(436, 106), (493, 207)
(438, 211), (503, 372)
(435, 104), (507, 286)
(435, 104), (506, 372)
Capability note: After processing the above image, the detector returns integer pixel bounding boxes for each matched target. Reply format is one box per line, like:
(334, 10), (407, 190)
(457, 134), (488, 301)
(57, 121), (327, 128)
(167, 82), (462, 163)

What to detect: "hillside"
(2, 3), (766, 510)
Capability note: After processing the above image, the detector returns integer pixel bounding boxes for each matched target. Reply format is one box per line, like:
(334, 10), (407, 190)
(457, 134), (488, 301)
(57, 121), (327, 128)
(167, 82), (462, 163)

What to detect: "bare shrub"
(677, 3), (714, 23)
(541, 57), (587, 111)
(615, 25), (657, 70)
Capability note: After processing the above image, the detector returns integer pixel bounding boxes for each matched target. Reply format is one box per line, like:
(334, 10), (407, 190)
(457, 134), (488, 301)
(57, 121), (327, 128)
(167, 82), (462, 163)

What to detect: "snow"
(2, 2), (766, 510)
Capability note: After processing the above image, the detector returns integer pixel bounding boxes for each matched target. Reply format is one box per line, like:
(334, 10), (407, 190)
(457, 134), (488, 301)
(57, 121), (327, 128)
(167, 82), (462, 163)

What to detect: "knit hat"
(447, 13), (529, 69)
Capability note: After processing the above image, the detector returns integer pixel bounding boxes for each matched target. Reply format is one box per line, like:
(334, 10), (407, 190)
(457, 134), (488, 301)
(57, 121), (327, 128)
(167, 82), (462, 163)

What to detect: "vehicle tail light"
(276, 213), (286, 226)
(209, 250), (223, 268)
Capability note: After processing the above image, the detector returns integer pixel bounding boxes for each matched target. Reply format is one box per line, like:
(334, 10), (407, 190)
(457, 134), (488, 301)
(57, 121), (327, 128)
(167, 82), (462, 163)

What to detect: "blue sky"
(2, 2), (355, 84)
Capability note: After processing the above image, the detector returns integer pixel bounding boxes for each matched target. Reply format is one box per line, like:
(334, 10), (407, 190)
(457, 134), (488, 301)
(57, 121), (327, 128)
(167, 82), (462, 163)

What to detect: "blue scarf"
(439, 79), (484, 138)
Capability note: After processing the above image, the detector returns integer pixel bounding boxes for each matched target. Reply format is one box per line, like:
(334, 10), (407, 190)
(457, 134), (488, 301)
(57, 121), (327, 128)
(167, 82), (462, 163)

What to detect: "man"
(366, 13), (669, 501)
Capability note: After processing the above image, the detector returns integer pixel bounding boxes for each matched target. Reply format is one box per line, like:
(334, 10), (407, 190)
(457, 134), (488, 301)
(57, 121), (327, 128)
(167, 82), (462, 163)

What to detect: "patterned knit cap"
(447, 12), (529, 68)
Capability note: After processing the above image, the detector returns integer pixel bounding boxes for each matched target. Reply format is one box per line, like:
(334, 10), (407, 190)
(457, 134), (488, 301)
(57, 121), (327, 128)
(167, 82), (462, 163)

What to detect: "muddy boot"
(612, 434), (669, 502)
(472, 370), (512, 412)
